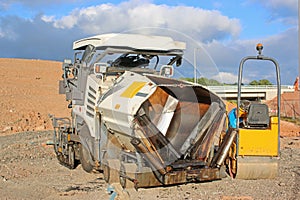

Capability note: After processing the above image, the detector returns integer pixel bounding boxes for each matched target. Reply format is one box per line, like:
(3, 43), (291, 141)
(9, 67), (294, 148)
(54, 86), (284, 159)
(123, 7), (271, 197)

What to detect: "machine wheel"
(68, 145), (76, 169)
(102, 151), (110, 182)
(79, 144), (94, 173)
(103, 164), (110, 183)
(103, 159), (121, 184)
(53, 128), (61, 155)
(120, 163), (138, 189)
(119, 164), (126, 188)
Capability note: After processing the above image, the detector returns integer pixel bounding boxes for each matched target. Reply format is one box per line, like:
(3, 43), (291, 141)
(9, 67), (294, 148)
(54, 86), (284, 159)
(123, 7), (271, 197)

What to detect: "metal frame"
(237, 46), (281, 155)
(90, 47), (184, 68)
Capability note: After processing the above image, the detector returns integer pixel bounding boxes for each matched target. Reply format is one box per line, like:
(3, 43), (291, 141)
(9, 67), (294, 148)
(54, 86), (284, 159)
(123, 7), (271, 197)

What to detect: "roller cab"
(226, 44), (281, 180)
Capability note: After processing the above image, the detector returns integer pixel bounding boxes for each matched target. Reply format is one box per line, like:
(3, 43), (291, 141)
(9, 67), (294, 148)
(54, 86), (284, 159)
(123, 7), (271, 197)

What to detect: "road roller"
(225, 43), (281, 179)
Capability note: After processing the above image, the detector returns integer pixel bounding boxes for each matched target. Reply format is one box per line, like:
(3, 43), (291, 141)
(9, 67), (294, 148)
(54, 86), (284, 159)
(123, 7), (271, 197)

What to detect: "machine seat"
(245, 103), (269, 128)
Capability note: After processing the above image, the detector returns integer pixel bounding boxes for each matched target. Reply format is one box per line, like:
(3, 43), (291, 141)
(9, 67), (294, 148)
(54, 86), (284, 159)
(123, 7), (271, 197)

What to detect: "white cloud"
(203, 27), (298, 85)
(0, 0), (81, 9)
(263, 0), (297, 11)
(212, 72), (239, 84)
(54, 14), (78, 29)
(0, 2), (10, 11)
(0, 19), (19, 40)
(251, 0), (298, 24)
(41, 15), (55, 23)
(51, 1), (241, 42)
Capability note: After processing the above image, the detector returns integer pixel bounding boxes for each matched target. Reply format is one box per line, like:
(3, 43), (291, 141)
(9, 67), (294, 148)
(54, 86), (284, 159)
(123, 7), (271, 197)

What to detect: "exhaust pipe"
(211, 128), (237, 168)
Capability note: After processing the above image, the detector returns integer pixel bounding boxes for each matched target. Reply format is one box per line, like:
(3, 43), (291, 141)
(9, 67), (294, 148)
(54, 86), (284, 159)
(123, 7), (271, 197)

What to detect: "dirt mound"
(268, 90), (300, 119)
(0, 58), (69, 135)
(280, 120), (300, 137)
(267, 90), (300, 137)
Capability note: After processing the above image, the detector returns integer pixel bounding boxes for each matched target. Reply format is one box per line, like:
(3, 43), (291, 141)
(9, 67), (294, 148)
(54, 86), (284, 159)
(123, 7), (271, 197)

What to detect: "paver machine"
(50, 34), (280, 189)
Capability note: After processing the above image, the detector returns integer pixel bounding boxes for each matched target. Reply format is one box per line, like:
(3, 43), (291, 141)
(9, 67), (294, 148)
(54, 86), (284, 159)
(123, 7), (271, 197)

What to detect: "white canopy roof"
(73, 33), (186, 51)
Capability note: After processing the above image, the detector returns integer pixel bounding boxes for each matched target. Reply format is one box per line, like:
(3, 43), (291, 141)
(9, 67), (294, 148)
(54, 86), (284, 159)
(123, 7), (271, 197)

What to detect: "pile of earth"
(0, 58), (69, 135)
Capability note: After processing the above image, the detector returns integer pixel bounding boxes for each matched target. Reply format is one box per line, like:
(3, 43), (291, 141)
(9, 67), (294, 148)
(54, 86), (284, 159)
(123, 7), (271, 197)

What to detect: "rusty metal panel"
(164, 171), (187, 185)
(135, 167), (163, 188)
(191, 110), (225, 160)
(186, 168), (220, 182)
(180, 102), (220, 155)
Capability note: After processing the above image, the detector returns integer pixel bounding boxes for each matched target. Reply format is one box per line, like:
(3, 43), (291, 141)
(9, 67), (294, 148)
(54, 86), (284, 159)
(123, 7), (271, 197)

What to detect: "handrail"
(206, 85), (292, 90)
(236, 44), (281, 156)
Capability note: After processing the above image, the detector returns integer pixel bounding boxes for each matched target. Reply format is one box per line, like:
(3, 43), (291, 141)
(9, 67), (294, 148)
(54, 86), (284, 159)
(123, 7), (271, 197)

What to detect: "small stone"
(2, 126), (12, 132)
(278, 182), (286, 186)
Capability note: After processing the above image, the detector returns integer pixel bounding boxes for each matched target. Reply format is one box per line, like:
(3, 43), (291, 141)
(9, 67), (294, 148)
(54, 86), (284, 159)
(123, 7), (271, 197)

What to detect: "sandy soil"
(0, 131), (299, 200)
(0, 58), (299, 199)
(0, 58), (70, 134)
(268, 91), (300, 121)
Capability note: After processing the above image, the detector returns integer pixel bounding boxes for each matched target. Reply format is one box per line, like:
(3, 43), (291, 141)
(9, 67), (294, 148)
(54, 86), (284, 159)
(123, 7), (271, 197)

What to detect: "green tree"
(181, 77), (223, 86)
(196, 77), (223, 86)
(181, 77), (194, 83)
(249, 79), (272, 85)
(258, 79), (272, 85)
(249, 80), (259, 85)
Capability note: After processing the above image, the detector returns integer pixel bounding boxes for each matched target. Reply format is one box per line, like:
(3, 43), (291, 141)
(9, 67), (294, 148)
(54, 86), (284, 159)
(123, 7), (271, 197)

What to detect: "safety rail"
(203, 85), (294, 101)
(206, 85), (294, 90)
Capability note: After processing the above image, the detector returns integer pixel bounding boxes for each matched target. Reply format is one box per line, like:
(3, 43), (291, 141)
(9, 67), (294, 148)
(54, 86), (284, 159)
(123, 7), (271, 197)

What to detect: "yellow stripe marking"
(120, 81), (146, 98)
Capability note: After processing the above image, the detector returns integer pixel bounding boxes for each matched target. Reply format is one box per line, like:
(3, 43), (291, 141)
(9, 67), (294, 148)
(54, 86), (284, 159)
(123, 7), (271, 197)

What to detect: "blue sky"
(0, 0), (298, 84)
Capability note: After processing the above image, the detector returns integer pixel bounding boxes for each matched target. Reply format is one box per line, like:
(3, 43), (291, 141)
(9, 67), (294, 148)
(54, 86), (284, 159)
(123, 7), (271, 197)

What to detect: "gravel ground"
(0, 131), (299, 200)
